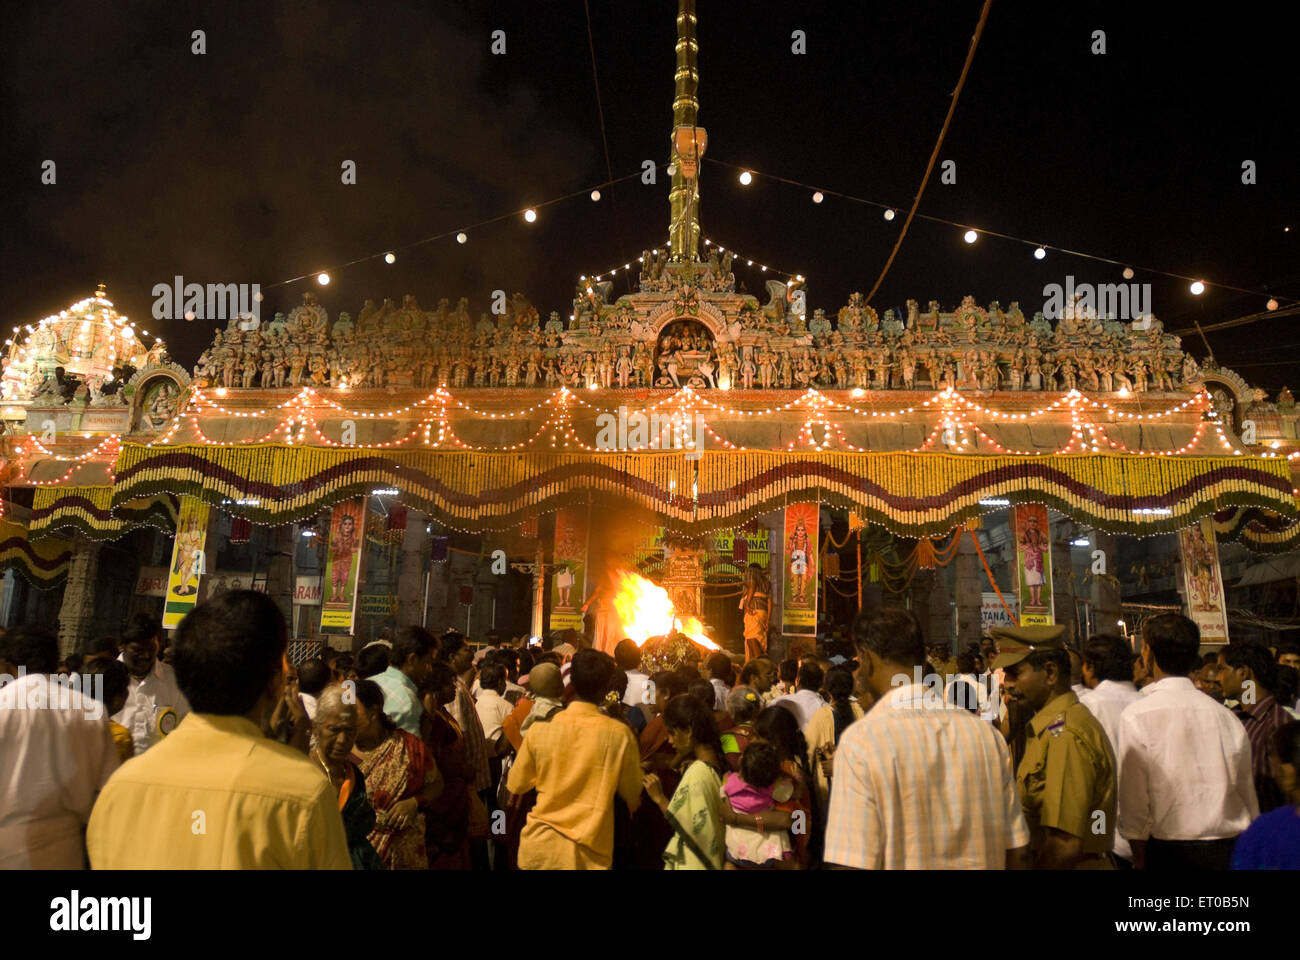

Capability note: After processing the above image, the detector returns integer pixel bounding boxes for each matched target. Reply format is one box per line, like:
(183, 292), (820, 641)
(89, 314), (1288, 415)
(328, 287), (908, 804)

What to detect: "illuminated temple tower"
(2, 3), (1298, 659)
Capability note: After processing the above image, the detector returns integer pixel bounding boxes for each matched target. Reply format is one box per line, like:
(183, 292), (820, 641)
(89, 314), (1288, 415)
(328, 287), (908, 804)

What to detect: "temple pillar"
(1089, 531), (1123, 637)
(58, 535), (102, 659)
(909, 567), (935, 637)
(1051, 534), (1076, 644)
(530, 542), (545, 638)
(264, 523), (295, 630)
(955, 531), (983, 651)
(397, 510), (428, 626)
(471, 551), (498, 642)
(929, 568), (952, 651)
(427, 549), (451, 632)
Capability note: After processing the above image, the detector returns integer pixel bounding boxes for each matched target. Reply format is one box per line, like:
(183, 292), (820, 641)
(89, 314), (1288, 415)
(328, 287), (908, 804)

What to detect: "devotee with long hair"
(643, 693), (727, 870)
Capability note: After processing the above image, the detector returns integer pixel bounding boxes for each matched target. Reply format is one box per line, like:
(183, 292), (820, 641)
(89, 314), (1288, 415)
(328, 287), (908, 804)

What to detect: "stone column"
(396, 510), (428, 626)
(929, 568), (953, 652)
(1089, 531), (1123, 637)
(264, 523), (296, 631)
(955, 531), (983, 651)
(909, 567), (936, 636)
(58, 535), (103, 659)
(1051, 535), (1077, 644)
(530, 542), (545, 638)
(426, 551), (451, 632)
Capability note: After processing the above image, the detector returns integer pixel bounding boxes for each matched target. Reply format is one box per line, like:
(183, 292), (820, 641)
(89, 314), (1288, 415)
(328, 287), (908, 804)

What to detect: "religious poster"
(781, 502), (819, 635)
(1178, 517), (1229, 643)
(549, 505), (588, 632)
(320, 498), (368, 634)
(163, 499), (209, 629)
(630, 525), (770, 578)
(1010, 504), (1054, 626)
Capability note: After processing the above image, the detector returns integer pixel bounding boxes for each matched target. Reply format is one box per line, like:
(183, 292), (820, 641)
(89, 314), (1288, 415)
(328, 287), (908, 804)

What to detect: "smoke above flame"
(610, 568), (719, 651)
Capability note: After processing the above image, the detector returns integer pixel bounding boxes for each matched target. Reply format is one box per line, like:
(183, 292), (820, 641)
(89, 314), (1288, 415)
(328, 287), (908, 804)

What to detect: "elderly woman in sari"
(642, 694), (728, 870)
(310, 684), (383, 870)
(351, 679), (443, 869)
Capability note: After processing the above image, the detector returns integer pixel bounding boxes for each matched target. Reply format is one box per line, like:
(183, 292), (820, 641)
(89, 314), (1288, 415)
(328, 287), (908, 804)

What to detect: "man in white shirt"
(1077, 633), (1142, 866)
(706, 652), (734, 711)
(1, 625), (120, 868)
(114, 614), (190, 756)
(771, 660), (826, 729)
(475, 660), (514, 750)
(1116, 614), (1258, 871)
(615, 639), (650, 708)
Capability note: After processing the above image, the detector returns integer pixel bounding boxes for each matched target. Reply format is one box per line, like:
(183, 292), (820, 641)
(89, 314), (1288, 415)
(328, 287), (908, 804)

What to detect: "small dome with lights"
(1, 284), (169, 404)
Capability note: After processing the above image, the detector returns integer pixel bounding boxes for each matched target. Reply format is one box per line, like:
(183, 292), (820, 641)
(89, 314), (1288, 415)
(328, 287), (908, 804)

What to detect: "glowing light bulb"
(1034, 247), (1046, 259)
(963, 230), (978, 244)
(1190, 280), (1205, 295)
(524, 209), (537, 223)
(884, 209), (896, 221)
(739, 171), (753, 185)
(316, 273), (330, 285)
(384, 252), (396, 264)
(812, 191), (823, 203)
(590, 190), (601, 201)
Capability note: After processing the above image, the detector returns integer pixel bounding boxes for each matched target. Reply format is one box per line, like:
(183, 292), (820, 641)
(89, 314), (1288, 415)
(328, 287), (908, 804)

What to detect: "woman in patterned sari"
(351, 679), (442, 870)
(642, 694), (728, 870)
(310, 685), (383, 870)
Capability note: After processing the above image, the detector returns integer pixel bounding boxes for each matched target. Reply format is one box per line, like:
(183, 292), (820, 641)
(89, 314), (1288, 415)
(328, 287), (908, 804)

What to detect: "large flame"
(610, 569), (720, 651)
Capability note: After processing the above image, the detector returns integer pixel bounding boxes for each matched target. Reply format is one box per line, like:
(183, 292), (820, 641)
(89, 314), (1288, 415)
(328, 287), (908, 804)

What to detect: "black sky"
(1, 1), (1296, 388)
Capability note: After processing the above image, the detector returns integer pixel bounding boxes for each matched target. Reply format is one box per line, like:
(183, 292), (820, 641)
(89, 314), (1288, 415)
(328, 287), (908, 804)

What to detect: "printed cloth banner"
(359, 594), (399, 618)
(321, 498), (367, 635)
(781, 503), (819, 636)
(163, 499), (210, 628)
(135, 567), (168, 597)
(980, 592), (1018, 633)
(1178, 516), (1229, 643)
(549, 505), (588, 632)
(293, 575), (323, 606)
(1010, 504), (1054, 626)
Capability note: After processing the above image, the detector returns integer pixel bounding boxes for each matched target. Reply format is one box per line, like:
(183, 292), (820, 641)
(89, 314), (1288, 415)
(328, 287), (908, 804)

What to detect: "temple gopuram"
(3, 1), (1297, 659)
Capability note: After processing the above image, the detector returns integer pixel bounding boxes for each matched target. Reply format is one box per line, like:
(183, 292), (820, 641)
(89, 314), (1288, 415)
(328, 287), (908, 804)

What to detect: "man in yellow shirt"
(507, 649), (641, 869)
(87, 590), (351, 869)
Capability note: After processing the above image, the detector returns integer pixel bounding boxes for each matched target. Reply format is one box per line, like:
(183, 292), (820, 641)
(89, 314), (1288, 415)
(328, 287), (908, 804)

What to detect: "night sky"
(2, 1), (1296, 388)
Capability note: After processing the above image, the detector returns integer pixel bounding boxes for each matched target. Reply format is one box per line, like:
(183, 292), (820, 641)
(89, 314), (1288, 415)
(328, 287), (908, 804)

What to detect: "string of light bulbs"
(705, 156), (1294, 312)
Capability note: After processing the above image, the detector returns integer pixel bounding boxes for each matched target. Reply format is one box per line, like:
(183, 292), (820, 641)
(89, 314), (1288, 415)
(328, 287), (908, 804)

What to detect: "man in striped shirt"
(1219, 641), (1291, 813)
(825, 608), (1030, 869)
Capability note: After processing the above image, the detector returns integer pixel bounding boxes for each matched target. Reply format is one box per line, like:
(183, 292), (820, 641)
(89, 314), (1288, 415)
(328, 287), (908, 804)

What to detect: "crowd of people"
(2, 590), (1299, 870)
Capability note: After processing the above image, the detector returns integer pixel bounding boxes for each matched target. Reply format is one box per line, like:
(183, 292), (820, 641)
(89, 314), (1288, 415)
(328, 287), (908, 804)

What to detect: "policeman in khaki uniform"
(991, 624), (1117, 869)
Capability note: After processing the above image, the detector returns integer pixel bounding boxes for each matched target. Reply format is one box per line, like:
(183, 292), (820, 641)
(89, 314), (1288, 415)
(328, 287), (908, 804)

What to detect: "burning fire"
(610, 569), (720, 651)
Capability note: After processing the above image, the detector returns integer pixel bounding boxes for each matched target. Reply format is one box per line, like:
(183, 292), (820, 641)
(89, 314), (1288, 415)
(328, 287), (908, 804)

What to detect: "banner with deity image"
(320, 498), (368, 634)
(549, 505), (588, 632)
(1178, 516), (1229, 644)
(163, 499), (210, 628)
(1010, 503), (1055, 626)
(781, 502), (819, 635)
